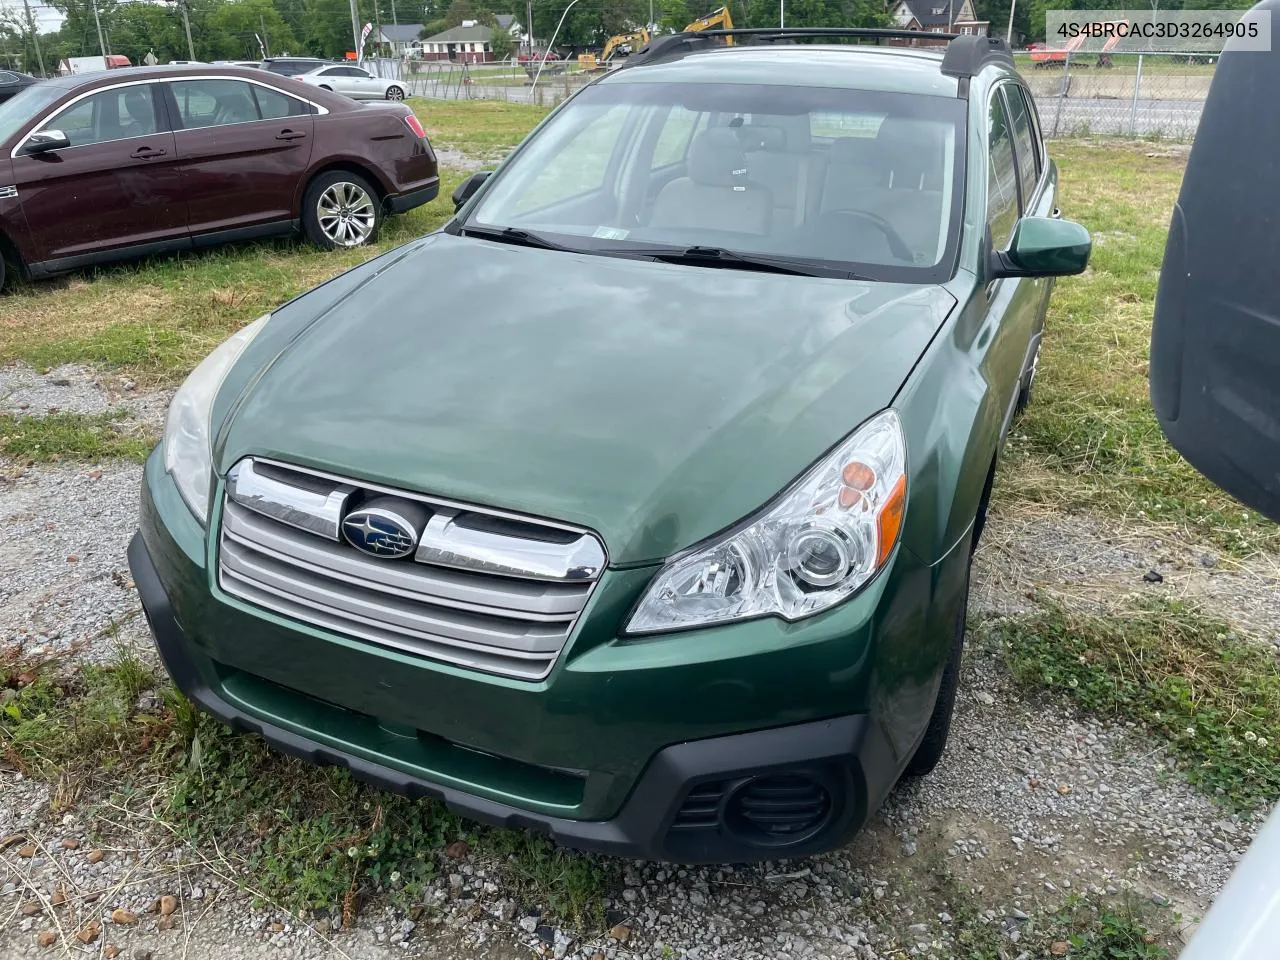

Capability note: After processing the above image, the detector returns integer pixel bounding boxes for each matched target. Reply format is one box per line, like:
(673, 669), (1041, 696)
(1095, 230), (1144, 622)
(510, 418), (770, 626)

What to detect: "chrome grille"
(216, 458), (605, 681)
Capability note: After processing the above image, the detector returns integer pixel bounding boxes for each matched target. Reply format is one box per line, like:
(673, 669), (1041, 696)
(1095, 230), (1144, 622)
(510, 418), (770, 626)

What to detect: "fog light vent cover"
(725, 774), (832, 846)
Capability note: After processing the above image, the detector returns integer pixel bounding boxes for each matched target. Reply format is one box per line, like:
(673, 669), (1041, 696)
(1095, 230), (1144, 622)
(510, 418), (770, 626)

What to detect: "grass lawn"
(1012, 52), (1218, 76)
(415, 98), (550, 160)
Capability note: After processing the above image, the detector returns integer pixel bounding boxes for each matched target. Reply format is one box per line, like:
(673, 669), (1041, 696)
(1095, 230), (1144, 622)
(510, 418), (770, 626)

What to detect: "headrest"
(875, 117), (943, 150)
(738, 124), (786, 152)
(688, 128), (751, 188)
(827, 136), (878, 164)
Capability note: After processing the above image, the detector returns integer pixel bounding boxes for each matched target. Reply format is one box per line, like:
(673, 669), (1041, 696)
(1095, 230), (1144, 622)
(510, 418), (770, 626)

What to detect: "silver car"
(298, 64), (407, 101)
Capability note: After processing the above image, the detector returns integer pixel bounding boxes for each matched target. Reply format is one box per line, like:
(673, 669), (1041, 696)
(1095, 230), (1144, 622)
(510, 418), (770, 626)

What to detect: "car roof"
(39, 64), (297, 90)
(599, 44), (961, 98)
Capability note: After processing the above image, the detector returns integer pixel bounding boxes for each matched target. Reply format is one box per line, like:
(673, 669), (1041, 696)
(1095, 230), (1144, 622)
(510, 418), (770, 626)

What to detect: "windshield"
(466, 80), (966, 281)
(0, 82), (63, 146)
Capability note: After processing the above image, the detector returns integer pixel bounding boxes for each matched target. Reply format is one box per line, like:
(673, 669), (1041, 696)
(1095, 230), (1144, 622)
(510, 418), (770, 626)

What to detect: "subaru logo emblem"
(342, 498), (426, 559)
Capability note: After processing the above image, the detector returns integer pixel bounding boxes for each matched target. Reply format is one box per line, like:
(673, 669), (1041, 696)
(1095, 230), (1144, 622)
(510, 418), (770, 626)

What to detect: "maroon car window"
(251, 84), (307, 120)
(49, 85), (158, 148)
(171, 79), (264, 129)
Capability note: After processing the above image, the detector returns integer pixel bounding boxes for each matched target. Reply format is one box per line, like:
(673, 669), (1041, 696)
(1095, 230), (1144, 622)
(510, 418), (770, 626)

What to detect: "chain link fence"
(1018, 51), (1212, 140)
(362, 57), (590, 106)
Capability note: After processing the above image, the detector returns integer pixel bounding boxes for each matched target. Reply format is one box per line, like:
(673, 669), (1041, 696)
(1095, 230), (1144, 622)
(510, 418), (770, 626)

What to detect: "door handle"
(130, 146), (166, 159)
(276, 130), (306, 141)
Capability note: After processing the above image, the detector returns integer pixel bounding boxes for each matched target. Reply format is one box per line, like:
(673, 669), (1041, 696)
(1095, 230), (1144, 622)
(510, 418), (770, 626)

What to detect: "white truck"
(57, 55), (131, 75)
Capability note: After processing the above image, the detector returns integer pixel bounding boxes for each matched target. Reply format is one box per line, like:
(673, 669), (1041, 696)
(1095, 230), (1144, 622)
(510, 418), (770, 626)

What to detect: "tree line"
(0, 0), (1259, 74)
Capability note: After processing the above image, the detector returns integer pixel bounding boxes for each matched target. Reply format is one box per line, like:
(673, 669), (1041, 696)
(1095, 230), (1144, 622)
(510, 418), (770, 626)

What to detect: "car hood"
(217, 234), (956, 565)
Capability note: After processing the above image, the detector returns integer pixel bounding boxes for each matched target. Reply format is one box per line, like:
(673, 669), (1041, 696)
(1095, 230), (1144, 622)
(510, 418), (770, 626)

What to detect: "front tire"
(302, 171), (381, 250)
(386, 85), (405, 101)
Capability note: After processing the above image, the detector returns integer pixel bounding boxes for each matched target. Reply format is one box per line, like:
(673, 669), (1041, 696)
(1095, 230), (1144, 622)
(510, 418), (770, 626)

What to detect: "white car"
(297, 64), (407, 101)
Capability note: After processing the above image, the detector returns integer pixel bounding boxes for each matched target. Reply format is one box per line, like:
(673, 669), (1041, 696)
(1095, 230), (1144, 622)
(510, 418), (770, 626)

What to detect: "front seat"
(649, 128), (772, 236)
(214, 90), (259, 126)
(119, 88), (157, 138)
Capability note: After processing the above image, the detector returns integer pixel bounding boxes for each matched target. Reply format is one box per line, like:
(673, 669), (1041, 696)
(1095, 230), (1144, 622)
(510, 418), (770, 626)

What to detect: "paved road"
(1034, 95), (1204, 138)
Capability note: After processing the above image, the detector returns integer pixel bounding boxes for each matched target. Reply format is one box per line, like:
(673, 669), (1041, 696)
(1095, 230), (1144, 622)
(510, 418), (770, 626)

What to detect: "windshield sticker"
(592, 226), (630, 240)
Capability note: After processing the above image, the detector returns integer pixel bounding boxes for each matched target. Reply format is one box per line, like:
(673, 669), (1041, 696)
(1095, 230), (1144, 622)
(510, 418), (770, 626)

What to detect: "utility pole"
(180, 0), (195, 59)
(91, 0), (107, 55)
(373, 0), (382, 59)
(260, 14), (270, 57)
(780, 0), (784, 27)
(349, 0), (361, 57)
(21, 0), (44, 75)
(526, 0), (533, 54)
(1006, 0), (1015, 43)
(391, 0), (397, 27)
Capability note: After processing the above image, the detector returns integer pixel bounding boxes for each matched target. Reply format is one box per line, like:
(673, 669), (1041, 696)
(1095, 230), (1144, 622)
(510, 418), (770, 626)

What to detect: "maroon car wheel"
(302, 171), (381, 249)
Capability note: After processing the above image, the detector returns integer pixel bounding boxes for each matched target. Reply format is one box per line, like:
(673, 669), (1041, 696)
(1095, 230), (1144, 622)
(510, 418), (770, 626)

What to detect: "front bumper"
(131, 450), (969, 862)
(133, 524), (871, 861)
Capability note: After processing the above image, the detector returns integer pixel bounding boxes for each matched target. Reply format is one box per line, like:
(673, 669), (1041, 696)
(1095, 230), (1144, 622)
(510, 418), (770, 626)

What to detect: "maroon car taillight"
(404, 115), (426, 139)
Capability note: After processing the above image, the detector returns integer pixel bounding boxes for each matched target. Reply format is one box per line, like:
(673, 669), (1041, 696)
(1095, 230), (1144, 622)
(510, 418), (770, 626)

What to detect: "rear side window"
(1004, 86), (1040, 206)
(986, 93), (1019, 251)
(170, 79), (266, 128)
(252, 84), (307, 119)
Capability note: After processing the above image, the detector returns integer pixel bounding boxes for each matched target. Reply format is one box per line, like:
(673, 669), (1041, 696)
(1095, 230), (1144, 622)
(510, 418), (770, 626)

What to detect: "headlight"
(626, 410), (907, 634)
(163, 314), (270, 522)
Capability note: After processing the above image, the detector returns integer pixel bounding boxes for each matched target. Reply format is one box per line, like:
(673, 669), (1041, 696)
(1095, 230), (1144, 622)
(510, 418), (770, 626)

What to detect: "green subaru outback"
(129, 29), (1090, 863)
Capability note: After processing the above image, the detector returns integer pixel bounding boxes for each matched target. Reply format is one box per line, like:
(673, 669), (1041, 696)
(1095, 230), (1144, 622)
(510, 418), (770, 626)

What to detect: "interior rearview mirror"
(1149, 0), (1280, 523)
(452, 171), (492, 212)
(22, 129), (71, 155)
(989, 216), (1092, 280)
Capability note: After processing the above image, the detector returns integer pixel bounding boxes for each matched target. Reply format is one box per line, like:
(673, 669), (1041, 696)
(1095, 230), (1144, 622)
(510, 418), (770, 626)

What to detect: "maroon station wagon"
(0, 66), (439, 286)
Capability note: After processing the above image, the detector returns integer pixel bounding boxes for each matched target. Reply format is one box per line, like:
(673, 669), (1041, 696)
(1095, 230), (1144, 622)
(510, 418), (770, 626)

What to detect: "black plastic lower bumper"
(128, 531), (871, 863)
(386, 179), (440, 214)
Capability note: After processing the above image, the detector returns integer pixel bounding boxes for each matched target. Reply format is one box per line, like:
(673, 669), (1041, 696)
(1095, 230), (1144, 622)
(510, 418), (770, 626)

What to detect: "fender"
(894, 275), (1009, 565)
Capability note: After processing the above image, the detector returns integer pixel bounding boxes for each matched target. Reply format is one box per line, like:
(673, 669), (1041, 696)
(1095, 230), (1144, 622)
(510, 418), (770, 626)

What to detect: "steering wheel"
(828, 209), (917, 264)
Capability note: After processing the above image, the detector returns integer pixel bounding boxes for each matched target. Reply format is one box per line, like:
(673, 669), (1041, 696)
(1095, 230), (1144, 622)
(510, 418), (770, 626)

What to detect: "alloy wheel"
(316, 182), (376, 247)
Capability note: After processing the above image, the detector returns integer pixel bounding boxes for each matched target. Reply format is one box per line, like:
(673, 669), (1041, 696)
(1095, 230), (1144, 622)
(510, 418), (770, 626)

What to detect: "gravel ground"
(2, 365), (1275, 959)
(0, 363), (172, 432)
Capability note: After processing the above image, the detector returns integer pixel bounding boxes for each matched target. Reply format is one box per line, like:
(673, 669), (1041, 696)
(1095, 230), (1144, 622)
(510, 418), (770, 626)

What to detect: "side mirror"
(452, 170), (491, 211)
(989, 216), (1092, 279)
(21, 129), (71, 155)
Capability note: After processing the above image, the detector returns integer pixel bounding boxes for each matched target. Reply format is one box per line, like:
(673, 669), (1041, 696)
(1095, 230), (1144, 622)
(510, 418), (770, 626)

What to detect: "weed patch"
(986, 599), (1280, 812)
(0, 410), (153, 463)
(2, 646), (612, 927)
(942, 869), (1176, 960)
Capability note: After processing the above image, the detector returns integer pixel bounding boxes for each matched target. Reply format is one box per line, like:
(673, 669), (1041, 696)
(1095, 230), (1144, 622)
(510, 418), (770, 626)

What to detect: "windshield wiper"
(619, 245), (832, 278)
(460, 224), (570, 251)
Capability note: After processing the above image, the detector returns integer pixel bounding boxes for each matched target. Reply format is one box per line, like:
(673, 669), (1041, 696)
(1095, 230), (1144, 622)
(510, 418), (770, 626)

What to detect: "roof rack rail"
(624, 27), (1014, 79)
(939, 34), (1015, 78)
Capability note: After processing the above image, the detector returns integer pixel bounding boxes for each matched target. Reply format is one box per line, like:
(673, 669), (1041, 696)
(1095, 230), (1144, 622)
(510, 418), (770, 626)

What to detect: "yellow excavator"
(684, 5), (734, 43)
(578, 29), (652, 71)
(577, 7), (734, 71)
